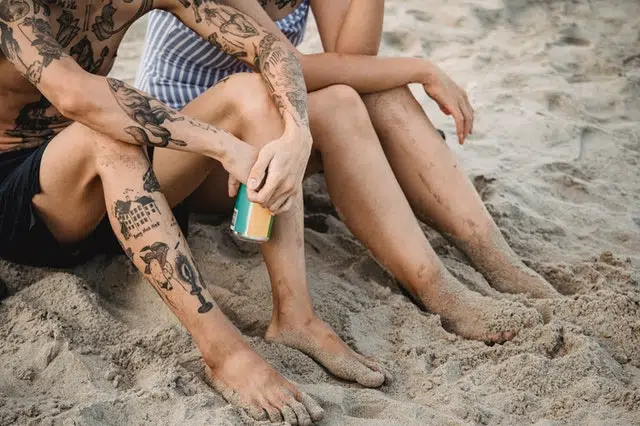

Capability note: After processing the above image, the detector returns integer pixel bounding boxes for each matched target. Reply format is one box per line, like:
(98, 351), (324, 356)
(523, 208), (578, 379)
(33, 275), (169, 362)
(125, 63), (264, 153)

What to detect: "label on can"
(230, 184), (274, 242)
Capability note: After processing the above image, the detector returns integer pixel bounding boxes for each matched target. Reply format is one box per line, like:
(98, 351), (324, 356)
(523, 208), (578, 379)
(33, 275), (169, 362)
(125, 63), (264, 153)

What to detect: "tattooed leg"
(360, 86), (559, 299)
(151, 73), (389, 387)
(31, 122), (323, 423)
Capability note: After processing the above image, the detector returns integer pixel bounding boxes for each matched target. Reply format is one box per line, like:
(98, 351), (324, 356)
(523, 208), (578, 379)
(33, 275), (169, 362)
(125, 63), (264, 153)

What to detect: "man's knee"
(88, 127), (148, 174)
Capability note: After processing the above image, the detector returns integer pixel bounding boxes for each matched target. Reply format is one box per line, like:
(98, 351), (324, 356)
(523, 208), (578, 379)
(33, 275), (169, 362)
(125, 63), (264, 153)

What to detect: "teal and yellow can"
(230, 184), (274, 242)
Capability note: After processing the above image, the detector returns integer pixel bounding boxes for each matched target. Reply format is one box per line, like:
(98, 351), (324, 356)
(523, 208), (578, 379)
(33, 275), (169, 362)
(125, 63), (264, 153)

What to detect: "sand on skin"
(1, 0), (640, 424)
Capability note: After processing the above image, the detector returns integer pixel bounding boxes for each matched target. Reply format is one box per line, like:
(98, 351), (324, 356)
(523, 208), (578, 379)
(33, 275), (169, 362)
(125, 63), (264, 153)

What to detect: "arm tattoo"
(256, 33), (309, 126)
(92, 0), (152, 41)
(107, 78), (187, 148)
(0, 0), (30, 22)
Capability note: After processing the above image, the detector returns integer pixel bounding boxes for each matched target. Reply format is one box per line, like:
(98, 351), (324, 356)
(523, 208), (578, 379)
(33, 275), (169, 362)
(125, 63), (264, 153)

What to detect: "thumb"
(228, 175), (240, 198)
(248, 148), (274, 192)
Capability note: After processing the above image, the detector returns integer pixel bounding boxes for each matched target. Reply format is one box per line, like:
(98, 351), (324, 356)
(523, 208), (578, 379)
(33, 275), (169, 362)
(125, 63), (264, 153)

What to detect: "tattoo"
(107, 78), (187, 148)
(206, 32), (245, 58)
(140, 242), (184, 290)
(114, 194), (162, 240)
(201, 4), (259, 57)
(139, 243), (214, 314)
(5, 96), (66, 145)
(55, 9), (80, 47)
(92, 0), (152, 41)
(187, 118), (218, 133)
(17, 16), (66, 84)
(203, 7), (258, 38)
(256, 34), (309, 126)
(175, 252), (213, 313)
(143, 166), (161, 193)
(70, 36), (108, 73)
(82, 4), (92, 31)
(0, 21), (21, 61)
(0, 0), (30, 22)
(275, 0), (297, 9)
(286, 91), (307, 124)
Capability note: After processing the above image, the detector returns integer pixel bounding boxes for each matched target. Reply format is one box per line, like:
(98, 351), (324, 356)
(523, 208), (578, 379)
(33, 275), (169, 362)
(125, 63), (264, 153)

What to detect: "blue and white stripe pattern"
(136, 0), (310, 110)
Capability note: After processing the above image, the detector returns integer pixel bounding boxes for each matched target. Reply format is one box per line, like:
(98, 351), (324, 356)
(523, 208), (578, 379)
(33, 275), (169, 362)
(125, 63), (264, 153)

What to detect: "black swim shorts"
(0, 141), (189, 268)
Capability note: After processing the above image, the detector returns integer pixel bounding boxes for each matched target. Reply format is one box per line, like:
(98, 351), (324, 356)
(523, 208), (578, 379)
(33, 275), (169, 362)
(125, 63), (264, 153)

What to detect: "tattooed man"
(0, 0), (325, 422)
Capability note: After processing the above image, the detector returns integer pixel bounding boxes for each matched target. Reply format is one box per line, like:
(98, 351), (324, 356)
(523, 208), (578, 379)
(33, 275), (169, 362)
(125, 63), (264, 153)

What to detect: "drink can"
(230, 184), (274, 242)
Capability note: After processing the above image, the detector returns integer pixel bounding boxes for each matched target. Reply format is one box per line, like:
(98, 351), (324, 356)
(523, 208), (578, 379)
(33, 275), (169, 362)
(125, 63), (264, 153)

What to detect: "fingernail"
(248, 178), (257, 189)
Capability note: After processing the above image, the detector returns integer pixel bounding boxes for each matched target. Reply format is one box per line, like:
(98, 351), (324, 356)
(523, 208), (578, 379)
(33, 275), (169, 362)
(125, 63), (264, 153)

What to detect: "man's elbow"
(49, 77), (95, 120)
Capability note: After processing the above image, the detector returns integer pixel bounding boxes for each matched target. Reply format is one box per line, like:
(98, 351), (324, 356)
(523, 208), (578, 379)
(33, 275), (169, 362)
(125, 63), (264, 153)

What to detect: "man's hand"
(246, 129), (312, 215)
(422, 63), (474, 145)
(223, 139), (259, 198)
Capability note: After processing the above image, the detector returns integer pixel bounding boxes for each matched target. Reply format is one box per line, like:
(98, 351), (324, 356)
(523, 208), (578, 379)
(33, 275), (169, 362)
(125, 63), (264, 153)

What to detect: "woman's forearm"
(300, 53), (430, 94)
(332, 0), (384, 55)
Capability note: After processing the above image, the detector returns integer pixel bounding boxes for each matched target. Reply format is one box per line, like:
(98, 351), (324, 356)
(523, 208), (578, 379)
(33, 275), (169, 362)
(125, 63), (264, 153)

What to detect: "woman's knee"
(215, 73), (281, 134)
(311, 84), (368, 124)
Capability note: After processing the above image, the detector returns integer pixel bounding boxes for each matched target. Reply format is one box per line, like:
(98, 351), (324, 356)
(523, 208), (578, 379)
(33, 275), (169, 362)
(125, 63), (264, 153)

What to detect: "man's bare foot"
(419, 267), (542, 343)
(204, 349), (324, 425)
(459, 229), (560, 299)
(265, 314), (391, 388)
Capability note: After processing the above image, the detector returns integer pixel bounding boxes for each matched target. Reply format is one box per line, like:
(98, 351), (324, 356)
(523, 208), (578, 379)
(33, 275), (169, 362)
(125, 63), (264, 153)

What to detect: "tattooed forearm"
(256, 34), (309, 126)
(107, 78), (187, 148)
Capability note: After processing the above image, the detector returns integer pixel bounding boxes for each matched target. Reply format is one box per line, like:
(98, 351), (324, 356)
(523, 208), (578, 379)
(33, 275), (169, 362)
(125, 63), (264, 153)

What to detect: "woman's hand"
(422, 62), (474, 145)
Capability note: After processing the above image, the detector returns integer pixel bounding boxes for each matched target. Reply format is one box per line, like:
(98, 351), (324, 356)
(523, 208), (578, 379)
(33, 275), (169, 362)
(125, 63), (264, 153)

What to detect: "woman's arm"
(311, 0), (384, 55)
(224, 0), (473, 143)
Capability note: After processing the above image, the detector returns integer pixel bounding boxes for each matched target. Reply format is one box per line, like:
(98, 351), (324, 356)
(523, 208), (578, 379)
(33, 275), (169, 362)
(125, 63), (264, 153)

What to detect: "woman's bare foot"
(204, 348), (324, 425)
(265, 314), (391, 388)
(459, 229), (560, 299)
(419, 267), (542, 343)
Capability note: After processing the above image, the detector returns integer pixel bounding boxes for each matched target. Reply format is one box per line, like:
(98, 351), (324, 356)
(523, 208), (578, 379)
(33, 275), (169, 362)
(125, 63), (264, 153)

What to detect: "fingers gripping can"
(230, 184), (274, 242)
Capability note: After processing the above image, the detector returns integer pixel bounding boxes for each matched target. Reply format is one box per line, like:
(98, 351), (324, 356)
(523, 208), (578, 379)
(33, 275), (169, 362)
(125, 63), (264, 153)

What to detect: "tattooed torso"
(0, 0), (150, 151)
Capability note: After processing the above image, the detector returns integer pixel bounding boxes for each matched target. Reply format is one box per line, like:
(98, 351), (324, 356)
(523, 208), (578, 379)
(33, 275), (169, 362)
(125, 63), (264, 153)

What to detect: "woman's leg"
(152, 73), (388, 388)
(33, 124), (322, 424)
(306, 85), (540, 343)
(361, 86), (559, 299)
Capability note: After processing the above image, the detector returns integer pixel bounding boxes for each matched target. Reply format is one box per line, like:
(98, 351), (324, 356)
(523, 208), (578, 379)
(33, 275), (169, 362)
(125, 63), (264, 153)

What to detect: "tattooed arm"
(160, 0), (311, 213)
(0, 0), (256, 191)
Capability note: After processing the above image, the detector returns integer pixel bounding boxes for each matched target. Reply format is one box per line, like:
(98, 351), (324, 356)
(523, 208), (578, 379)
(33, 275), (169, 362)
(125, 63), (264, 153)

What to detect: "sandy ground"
(2, 0), (640, 424)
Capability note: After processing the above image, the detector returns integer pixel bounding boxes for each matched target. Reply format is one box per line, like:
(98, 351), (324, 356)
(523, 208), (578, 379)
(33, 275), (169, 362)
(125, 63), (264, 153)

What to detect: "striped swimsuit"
(135, 0), (310, 110)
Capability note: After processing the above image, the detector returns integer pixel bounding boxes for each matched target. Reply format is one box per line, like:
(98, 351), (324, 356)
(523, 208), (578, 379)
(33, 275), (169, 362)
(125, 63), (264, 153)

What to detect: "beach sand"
(1, 0), (640, 424)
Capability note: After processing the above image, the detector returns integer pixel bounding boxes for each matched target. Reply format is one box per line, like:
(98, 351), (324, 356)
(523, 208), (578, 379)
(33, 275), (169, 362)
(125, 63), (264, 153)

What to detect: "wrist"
(420, 60), (438, 87)
(284, 119), (313, 148)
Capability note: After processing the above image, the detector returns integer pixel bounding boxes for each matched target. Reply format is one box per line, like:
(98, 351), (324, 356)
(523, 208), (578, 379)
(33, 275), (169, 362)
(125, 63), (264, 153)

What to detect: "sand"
(1, 0), (640, 424)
